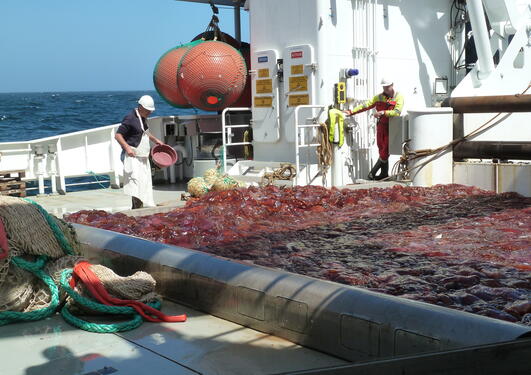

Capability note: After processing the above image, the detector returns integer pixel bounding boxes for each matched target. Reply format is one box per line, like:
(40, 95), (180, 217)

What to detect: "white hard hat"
(380, 78), (393, 87)
(138, 95), (155, 111)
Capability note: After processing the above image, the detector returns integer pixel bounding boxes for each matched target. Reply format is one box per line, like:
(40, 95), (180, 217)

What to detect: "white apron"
(123, 110), (155, 207)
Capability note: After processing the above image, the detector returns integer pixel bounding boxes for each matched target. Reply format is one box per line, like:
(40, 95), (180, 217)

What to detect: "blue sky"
(0, 0), (249, 93)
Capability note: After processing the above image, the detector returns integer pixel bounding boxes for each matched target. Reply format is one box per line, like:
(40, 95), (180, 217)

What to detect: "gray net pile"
(0, 196), (159, 316)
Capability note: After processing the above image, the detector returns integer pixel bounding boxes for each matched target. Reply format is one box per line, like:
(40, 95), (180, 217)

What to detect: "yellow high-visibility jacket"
(328, 108), (345, 147)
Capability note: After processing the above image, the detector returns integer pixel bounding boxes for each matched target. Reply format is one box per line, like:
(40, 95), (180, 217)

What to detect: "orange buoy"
(230, 43), (251, 108)
(177, 41), (247, 111)
(153, 42), (200, 108)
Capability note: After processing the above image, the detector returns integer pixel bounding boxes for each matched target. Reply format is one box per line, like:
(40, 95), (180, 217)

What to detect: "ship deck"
(1, 300), (346, 375)
(4, 181), (402, 375)
(30, 181), (402, 217)
(30, 183), (189, 217)
(5, 181), (531, 374)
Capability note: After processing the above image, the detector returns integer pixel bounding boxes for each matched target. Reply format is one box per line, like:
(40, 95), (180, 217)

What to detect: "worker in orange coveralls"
(344, 78), (404, 180)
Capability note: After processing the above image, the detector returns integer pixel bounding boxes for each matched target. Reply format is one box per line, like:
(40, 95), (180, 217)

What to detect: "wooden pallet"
(0, 170), (26, 182)
(0, 170), (26, 197)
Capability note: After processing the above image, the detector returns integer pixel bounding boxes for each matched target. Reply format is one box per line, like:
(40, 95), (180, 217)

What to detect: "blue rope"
(59, 268), (162, 333)
(85, 171), (110, 189)
(60, 305), (144, 333)
(0, 256), (59, 326)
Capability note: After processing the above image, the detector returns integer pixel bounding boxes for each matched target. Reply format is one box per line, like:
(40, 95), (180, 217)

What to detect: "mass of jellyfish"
(66, 184), (531, 325)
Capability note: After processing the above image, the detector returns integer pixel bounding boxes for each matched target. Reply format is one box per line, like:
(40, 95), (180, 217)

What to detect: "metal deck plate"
(0, 316), (196, 375)
(1, 301), (346, 375)
(30, 183), (187, 217)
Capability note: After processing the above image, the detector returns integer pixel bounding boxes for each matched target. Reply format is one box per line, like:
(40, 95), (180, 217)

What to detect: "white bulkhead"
(247, 0), (458, 184)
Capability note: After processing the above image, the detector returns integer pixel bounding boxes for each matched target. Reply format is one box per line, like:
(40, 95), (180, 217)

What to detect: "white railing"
(0, 123), (122, 195)
(294, 104), (327, 186)
(221, 107), (252, 173)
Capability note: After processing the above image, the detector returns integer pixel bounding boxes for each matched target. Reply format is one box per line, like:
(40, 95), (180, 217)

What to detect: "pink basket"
(151, 144), (178, 168)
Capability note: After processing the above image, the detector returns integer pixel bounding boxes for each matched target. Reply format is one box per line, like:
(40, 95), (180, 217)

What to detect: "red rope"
(71, 261), (186, 323)
(0, 218), (9, 260)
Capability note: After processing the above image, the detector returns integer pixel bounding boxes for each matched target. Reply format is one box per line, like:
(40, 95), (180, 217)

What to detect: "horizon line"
(0, 88), (157, 95)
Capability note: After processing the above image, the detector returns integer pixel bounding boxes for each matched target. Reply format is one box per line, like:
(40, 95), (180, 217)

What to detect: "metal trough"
(74, 224), (531, 363)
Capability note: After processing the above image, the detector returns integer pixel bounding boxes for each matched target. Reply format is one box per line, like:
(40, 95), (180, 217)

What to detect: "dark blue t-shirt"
(116, 109), (149, 148)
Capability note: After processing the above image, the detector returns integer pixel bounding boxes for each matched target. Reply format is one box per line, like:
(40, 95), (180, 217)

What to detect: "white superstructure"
(246, 0), (467, 186)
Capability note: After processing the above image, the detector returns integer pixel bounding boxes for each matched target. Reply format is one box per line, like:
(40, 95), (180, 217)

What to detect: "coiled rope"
(317, 123), (333, 184)
(60, 267), (166, 333)
(260, 164), (297, 186)
(0, 198), (186, 332)
(0, 256), (59, 326)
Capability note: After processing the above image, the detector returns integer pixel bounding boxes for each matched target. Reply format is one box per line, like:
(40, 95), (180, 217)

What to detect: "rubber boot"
(367, 159), (383, 180)
(375, 159), (389, 180)
(132, 197), (143, 209)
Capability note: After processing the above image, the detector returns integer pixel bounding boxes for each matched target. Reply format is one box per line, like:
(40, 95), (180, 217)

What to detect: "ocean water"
(0, 90), (205, 195)
(0, 90), (203, 142)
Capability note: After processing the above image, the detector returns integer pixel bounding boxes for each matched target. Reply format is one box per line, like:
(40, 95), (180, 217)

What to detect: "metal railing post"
(221, 107), (252, 173)
(294, 105), (327, 186)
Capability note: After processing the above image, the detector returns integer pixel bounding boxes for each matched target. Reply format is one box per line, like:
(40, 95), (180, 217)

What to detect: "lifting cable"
(203, 0), (227, 43)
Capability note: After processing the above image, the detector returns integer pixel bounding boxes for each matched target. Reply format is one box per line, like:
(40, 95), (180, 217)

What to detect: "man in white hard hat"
(115, 95), (164, 209)
(345, 78), (404, 180)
